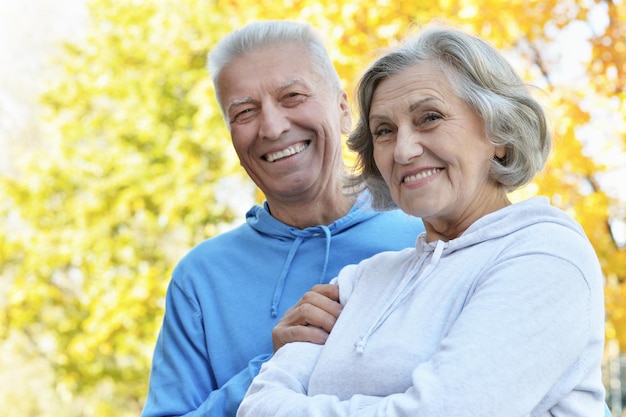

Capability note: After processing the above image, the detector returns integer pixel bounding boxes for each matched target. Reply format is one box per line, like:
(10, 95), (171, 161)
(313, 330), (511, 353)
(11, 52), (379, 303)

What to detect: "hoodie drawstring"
(319, 225), (331, 284)
(270, 235), (305, 318)
(269, 225), (333, 318)
(355, 239), (446, 353)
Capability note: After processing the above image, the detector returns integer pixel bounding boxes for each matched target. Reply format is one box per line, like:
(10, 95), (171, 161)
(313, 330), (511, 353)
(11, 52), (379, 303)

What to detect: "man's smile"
(263, 141), (310, 162)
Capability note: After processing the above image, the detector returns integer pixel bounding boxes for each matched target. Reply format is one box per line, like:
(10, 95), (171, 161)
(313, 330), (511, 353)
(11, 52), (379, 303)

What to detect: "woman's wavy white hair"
(347, 25), (551, 210)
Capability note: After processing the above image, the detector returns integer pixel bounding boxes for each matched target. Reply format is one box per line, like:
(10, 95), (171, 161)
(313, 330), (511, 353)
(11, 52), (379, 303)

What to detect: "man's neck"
(266, 193), (356, 229)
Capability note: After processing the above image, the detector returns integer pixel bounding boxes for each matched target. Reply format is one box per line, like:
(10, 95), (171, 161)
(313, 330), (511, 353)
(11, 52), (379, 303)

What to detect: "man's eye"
(283, 92), (306, 106)
(231, 108), (255, 123)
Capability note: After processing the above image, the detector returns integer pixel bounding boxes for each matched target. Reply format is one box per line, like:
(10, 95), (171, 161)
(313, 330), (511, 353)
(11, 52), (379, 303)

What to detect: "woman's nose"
(394, 127), (424, 164)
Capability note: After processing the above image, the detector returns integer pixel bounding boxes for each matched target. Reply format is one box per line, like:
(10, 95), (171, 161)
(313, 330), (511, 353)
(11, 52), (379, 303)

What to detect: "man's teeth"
(403, 168), (441, 183)
(265, 143), (308, 162)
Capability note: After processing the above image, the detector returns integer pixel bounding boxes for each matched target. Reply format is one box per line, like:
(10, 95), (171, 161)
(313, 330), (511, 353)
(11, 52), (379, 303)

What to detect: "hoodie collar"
(245, 192), (379, 318)
(269, 224), (333, 318)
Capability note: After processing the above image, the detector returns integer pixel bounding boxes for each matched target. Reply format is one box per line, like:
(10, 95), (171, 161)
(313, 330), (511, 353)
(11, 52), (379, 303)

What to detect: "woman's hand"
(272, 284), (342, 352)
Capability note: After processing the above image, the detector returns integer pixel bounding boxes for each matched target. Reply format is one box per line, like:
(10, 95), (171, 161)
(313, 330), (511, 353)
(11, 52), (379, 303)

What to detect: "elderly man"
(141, 20), (424, 417)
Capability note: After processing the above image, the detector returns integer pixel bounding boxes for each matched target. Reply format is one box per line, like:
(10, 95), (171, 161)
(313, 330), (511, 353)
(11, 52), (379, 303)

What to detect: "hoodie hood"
(450, 196), (587, 251)
(353, 196), (588, 353)
(246, 192), (380, 318)
(422, 196), (587, 257)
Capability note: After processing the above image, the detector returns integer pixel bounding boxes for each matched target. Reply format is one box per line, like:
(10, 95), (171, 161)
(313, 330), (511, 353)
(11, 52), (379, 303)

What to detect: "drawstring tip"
(354, 340), (365, 354)
(270, 306), (278, 318)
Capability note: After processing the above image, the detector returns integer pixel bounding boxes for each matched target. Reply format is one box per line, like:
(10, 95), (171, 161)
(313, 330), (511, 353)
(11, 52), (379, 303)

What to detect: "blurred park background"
(0, 0), (624, 415)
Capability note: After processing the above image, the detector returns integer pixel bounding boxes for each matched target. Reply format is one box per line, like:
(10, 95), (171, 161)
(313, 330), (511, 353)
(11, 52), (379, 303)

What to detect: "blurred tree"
(0, 0), (623, 415)
(0, 0), (239, 414)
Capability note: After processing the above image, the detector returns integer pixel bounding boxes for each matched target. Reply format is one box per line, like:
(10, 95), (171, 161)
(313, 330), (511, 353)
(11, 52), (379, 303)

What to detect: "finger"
(310, 284), (340, 302)
(299, 289), (342, 319)
(272, 323), (329, 352)
(271, 285), (343, 352)
(297, 302), (339, 333)
(278, 292), (328, 326)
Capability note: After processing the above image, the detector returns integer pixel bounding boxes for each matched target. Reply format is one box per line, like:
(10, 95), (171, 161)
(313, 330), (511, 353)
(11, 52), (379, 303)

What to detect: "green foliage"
(0, 0), (623, 415)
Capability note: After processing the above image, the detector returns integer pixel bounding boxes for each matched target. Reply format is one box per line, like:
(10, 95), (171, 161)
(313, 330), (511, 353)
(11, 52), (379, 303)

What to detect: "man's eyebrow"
(226, 96), (253, 114)
(225, 79), (307, 114)
(276, 78), (305, 91)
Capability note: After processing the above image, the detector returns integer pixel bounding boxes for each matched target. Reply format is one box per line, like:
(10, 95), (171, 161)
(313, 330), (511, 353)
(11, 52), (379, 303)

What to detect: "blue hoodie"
(141, 192), (425, 417)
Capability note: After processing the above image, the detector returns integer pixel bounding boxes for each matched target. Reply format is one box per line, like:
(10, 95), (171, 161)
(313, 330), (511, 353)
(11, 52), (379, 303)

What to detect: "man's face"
(216, 43), (351, 205)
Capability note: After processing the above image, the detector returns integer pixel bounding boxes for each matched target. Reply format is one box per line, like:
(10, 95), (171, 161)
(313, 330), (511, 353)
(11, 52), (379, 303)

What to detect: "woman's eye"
(373, 127), (391, 137)
(371, 126), (394, 142)
(420, 112), (443, 125)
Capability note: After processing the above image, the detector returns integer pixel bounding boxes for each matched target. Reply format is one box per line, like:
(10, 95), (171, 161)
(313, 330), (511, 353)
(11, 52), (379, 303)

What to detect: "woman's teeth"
(403, 168), (442, 183)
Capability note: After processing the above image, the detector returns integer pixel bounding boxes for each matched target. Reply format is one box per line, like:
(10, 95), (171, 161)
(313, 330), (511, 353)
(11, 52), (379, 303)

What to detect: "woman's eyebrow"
(408, 97), (439, 112)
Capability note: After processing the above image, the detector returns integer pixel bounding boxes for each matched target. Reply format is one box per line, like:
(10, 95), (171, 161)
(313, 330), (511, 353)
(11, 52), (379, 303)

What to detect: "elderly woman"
(236, 25), (606, 416)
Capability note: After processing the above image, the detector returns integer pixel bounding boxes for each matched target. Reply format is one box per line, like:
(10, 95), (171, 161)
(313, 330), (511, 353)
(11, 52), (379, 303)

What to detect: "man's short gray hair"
(207, 20), (342, 110)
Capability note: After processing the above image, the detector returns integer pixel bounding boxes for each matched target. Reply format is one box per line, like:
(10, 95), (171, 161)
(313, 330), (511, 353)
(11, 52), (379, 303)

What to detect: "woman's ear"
(494, 145), (506, 160)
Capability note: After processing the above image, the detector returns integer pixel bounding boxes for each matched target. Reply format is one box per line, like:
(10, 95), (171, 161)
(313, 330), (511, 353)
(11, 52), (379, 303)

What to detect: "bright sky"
(0, 0), (87, 172)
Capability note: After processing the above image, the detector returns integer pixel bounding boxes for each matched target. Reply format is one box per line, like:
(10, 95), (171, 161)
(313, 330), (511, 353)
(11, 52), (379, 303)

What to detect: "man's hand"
(272, 284), (341, 352)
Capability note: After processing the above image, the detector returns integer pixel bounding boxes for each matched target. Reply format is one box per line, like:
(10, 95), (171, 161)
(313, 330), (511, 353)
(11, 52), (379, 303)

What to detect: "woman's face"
(370, 61), (508, 240)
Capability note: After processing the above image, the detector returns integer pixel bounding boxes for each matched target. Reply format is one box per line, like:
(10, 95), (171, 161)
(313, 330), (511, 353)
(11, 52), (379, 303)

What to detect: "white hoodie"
(237, 197), (606, 417)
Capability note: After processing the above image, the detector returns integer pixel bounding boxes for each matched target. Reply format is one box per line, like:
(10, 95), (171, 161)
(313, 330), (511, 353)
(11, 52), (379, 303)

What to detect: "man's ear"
(338, 91), (352, 134)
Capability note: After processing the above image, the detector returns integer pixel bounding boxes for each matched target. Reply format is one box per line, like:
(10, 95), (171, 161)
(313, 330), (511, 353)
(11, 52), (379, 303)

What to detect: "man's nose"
(258, 103), (290, 140)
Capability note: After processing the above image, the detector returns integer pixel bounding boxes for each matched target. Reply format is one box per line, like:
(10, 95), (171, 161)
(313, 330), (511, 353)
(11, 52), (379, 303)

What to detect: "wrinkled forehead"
(216, 44), (320, 103)
(217, 45), (330, 110)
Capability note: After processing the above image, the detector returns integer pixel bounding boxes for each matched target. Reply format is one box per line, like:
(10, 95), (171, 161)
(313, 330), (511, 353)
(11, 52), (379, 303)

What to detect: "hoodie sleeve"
(141, 278), (271, 417)
(237, 341), (383, 417)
